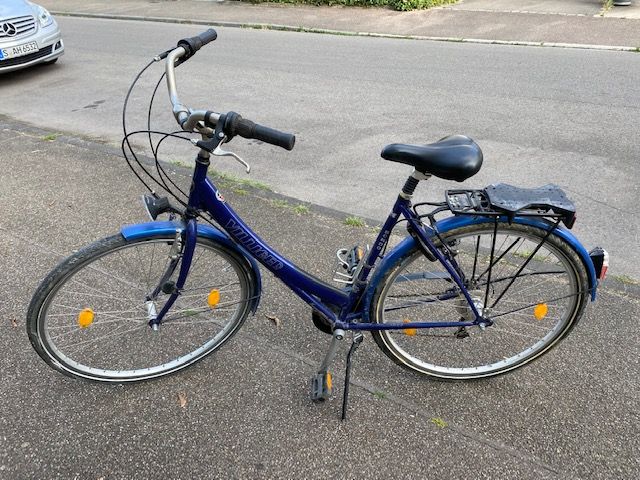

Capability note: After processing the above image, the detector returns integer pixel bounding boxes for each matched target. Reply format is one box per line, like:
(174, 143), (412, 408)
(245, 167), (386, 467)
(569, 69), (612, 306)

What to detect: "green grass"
(372, 391), (386, 400)
(269, 199), (312, 215)
(270, 200), (311, 215)
(240, 0), (456, 12)
(430, 417), (448, 428)
(344, 216), (366, 227)
(167, 161), (309, 213)
(43, 133), (61, 141)
(601, 0), (613, 14)
(170, 160), (188, 168)
(513, 249), (532, 259)
(210, 168), (272, 191)
(511, 249), (550, 263)
(612, 274), (640, 286)
(271, 199), (290, 209)
(166, 163), (271, 191)
(293, 204), (310, 215)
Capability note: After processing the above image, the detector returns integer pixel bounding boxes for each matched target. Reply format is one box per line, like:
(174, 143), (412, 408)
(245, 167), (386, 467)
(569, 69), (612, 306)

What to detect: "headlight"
(34, 5), (53, 27)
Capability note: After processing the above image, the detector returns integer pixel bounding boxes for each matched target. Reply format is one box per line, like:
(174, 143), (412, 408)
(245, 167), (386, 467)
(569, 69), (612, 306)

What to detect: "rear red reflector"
(589, 247), (609, 280)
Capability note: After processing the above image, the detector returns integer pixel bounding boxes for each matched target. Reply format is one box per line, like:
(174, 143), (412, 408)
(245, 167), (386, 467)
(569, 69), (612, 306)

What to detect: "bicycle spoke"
(48, 304), (142, 316)
(54, 290), (137, 302)
(373, 222), (585, 378)
(145, 241), (158, 292)
(69, 273), (143, 300)
(61, 323), (147, 353)
(32, 235), (252, 380)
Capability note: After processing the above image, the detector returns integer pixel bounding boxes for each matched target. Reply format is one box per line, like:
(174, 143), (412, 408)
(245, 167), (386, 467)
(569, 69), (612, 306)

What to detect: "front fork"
(147, 217), (198, 328)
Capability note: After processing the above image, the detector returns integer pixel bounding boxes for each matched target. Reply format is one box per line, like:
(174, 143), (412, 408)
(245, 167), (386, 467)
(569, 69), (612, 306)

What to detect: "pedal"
(455, 326), (470, 339)
(311, 329), (344, 404)
(310, 371), (333, 403)
(332, 245), (369, 285)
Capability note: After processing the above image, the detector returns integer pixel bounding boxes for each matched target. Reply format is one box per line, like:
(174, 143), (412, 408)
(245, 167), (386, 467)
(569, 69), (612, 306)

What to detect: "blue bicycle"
(27, 30), (608, 416)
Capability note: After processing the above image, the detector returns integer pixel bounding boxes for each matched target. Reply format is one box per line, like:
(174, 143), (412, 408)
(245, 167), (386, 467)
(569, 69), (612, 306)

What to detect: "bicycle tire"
(27, 233), (255, 382)
(370, 222), (589, 380)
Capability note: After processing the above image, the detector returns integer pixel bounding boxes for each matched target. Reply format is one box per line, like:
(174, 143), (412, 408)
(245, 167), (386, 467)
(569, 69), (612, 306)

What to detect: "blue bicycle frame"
(122, 153), (598, 332)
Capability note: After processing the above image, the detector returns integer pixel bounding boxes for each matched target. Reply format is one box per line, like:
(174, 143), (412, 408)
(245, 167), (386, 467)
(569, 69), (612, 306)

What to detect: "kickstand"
(341, 332), (364, 421)
(310, 329), (345, 404)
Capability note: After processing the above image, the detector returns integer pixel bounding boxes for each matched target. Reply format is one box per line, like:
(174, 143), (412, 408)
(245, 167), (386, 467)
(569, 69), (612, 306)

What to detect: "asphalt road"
(0, 16), (638, 280)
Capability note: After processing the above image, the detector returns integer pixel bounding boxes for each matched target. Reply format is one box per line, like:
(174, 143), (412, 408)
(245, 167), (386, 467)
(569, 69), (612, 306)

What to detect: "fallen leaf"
(265, 314), (281, 327)
(177, 392), (187, 408)
(10, 319), (17, 328)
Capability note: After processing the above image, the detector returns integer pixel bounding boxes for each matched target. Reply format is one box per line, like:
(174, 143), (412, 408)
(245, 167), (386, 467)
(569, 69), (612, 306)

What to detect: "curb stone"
(51, 11), (640, 53)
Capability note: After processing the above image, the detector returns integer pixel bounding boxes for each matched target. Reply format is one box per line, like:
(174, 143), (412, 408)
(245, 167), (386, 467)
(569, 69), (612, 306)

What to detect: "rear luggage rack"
(446, 183), (577, 229)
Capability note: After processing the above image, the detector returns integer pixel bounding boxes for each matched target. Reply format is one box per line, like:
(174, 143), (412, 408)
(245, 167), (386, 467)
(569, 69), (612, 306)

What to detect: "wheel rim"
(376, 225), (582, 378)
(38, 237), (250, 380)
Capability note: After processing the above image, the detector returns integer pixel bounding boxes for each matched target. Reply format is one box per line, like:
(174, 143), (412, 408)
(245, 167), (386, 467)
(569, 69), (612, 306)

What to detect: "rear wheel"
(27, 233), (255, 382)
(370, 223), (589, 380)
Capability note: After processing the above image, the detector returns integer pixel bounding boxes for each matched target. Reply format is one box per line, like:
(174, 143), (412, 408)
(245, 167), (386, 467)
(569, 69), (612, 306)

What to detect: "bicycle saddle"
(381, 135), (483, 182)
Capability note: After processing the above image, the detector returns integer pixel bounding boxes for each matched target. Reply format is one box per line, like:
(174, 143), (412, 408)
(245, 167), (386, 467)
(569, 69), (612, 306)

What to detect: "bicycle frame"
(156, 154), (487, 332)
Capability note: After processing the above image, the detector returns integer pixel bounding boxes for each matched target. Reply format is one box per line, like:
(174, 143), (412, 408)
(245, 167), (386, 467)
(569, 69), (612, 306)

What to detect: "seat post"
(400, 170), (431, 199)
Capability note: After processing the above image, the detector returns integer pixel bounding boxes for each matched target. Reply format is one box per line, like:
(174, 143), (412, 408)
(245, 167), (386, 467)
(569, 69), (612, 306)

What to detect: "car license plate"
(0, 42), (39, 61)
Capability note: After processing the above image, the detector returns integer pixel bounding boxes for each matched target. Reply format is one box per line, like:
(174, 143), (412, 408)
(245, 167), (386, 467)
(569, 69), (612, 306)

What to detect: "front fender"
(362, 215), (598, 321)
(121, 221), (262, 314)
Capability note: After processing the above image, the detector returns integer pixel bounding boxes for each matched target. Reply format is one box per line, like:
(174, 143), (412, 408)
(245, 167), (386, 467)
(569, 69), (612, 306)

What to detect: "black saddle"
(381, 135), (483, 182)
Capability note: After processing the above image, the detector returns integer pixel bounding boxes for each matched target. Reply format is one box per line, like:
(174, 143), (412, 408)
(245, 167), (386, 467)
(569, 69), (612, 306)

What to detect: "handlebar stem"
(159, 32), (292, 150)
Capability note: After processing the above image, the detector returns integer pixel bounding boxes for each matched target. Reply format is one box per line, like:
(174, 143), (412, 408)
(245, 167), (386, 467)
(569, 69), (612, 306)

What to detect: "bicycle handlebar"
(227, 113), (296, 151)
(177, 29), (217, 61)
(162, 29), (296, 151)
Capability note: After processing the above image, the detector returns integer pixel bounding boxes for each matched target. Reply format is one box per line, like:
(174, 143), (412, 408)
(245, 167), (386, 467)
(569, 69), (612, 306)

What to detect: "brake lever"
(212, 141), (251, 174)
(191, 119), (251, 174)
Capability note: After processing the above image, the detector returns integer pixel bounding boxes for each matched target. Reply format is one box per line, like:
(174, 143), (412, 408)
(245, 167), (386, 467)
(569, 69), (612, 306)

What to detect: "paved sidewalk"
(1, 116), (639, 478)
(2, 2), (639, 478)
(41, 0), (640, 49)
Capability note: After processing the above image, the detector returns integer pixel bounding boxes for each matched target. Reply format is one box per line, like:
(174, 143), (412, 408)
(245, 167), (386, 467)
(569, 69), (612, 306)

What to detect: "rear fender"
(362, 215), (598, 321)
(121, 221), (262, 313)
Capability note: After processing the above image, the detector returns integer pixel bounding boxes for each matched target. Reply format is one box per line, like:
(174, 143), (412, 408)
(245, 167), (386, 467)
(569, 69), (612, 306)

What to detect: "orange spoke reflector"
(403, 319), (417, 336)
(207, 289), (221, 308)
(534, 303), (548, 320)
(326, 372), (333, 391)
(77, 308), (95, 328)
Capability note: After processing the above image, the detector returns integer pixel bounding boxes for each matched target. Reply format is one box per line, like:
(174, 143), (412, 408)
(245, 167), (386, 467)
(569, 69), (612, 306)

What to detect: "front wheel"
(27, 233), (255, 382)
(370, 223), (589, 380)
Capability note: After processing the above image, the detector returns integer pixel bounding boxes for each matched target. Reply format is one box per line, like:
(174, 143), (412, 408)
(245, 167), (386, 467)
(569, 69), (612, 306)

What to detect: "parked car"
(0, 0), (64, 73)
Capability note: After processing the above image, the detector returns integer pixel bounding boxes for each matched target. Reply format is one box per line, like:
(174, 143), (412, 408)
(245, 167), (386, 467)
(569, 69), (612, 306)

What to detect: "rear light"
(589, 247), (609, 280)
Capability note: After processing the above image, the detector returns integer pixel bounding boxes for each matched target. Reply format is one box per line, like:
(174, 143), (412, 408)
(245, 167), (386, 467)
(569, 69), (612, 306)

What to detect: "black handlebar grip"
(235, 117), (295, 151)
(253, 124), (296, 151)
(197, 29), (218, 46)
(177, 28), (217, 58)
